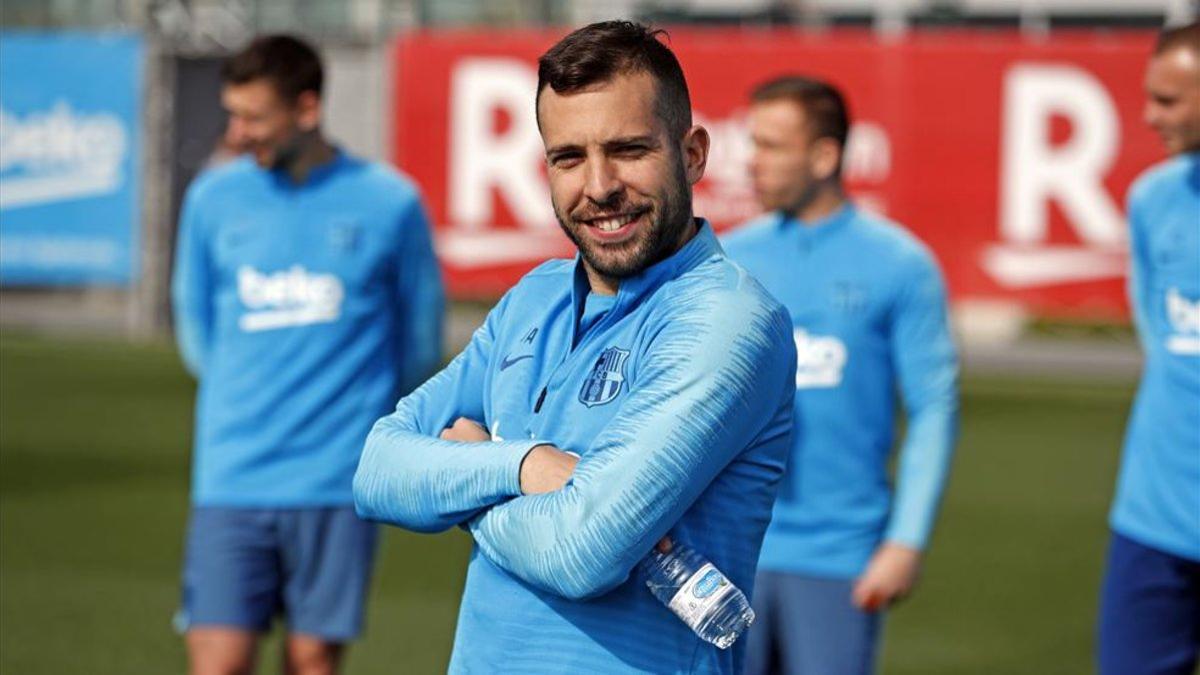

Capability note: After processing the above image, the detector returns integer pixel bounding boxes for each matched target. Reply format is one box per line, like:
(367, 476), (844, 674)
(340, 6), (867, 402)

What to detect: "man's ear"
(295, 90), (321, 132)
(810, 137), (842, 182)
(681, 125), (711, 186)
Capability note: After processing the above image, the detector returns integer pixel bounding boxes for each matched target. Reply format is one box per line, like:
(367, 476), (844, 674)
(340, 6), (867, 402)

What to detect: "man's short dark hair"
(1154, 21), (1200, 57)
(536, 21), (692, 139)
(751, 75), (850, 151)
(222, 34), (323, 103)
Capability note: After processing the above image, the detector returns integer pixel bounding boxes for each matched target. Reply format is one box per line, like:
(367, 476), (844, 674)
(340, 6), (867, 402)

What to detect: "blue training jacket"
(723, 204), (959, 579)
(354, 223), (796, 674)
(1110, 151), (1200, 562)
(171, 151), (444, 507)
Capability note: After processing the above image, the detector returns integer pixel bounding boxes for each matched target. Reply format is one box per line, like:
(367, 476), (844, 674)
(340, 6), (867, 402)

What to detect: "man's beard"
(778, 173), (822, 218)
(267, 128), (317, 172)
(555, 159), (695, 281)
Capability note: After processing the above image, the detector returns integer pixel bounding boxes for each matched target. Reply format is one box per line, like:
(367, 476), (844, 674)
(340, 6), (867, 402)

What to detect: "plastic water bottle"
(639, 542), (755, 649)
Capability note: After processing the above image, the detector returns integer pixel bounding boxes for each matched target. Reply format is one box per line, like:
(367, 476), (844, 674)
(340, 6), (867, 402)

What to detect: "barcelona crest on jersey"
(579, 347), (630, 408)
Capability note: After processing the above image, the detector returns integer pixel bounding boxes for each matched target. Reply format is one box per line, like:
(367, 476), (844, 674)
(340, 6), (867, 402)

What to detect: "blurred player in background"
(723, 77), (960, 675)
(354, 21), (796, 674)
(171, 34), (444, 675)
(1098, 21), (1200, 675)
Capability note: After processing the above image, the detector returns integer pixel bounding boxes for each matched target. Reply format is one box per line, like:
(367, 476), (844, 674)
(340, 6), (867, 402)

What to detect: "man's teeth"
(594, 213), (637, 232)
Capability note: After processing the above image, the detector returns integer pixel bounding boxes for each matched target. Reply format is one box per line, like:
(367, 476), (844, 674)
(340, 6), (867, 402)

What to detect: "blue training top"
(354, 223), (796, 674)
(723, 204), (959, 579)
(1110, 151), (1200, 562)
(171, 151), (444, 507)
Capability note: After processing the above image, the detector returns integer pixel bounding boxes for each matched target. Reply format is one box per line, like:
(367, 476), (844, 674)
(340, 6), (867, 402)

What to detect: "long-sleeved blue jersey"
(723, 204), (959, 579)
(171, 151), (444, 507)
(1110, 152), (1200, 562)
(354, 224), (796, 674)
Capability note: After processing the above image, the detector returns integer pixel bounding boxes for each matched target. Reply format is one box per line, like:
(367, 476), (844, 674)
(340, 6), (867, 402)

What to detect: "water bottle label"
(667, 563), (735, 628)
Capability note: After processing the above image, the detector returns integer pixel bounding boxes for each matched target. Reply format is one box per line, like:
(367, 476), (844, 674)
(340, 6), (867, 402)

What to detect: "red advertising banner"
(393, 28), (1163, 318)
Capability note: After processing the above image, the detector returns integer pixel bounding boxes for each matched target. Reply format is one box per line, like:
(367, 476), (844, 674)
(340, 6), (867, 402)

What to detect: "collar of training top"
(775, 202), (855, 243)
(265, 145), (350, 189)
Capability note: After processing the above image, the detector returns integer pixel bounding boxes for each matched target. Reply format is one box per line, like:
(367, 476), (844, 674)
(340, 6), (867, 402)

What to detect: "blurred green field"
(0, 331), (1133, 673)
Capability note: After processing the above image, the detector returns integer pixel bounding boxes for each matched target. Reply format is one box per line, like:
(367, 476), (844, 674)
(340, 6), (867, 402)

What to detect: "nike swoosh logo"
(499, 354), (534, 371)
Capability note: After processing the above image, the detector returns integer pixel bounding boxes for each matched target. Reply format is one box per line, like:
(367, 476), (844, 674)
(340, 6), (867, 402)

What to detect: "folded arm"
(468, 293), (795, 600)
(353, 294), (542, 533)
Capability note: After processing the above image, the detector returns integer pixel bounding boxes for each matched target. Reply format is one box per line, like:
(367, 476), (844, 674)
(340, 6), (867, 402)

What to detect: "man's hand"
(518, 445), (676, 553)
(851, 542), (922, 612)
(438, 421), (580, 496)
(519, 444), (579, 494)
(444, 420), (674, 551)
(440, 417), (491, 443)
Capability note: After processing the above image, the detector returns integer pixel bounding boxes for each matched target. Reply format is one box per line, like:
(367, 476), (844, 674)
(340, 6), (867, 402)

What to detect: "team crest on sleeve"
(579, 347), (630, 407)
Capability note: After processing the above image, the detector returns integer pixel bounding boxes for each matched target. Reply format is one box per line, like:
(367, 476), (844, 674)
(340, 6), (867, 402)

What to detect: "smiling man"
(353, 21), (796, 674)
(1098, 21), (1200, 675)
(172, 35), (444, 675)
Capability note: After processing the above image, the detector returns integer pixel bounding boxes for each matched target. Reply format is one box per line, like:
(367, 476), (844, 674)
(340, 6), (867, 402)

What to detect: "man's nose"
(583, 156), (622, 205)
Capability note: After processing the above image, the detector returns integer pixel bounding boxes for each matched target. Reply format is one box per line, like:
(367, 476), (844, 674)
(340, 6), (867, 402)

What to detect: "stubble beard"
(267, 127), (316, 172)
(555, 159), (695, 281)
(779, 173), (822, 219)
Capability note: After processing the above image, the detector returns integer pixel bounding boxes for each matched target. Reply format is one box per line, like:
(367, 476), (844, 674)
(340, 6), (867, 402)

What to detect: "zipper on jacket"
(531, 290), (624, 417)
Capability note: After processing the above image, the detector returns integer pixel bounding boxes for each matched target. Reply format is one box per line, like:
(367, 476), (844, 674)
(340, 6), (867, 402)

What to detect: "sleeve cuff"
(883, 524), (929, 551)
(493, 440), (550, 497)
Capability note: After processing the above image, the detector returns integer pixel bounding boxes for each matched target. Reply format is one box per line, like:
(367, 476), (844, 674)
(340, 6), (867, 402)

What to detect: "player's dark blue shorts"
(176, 506), (379, 641)
(1098, 530), (1200, 675)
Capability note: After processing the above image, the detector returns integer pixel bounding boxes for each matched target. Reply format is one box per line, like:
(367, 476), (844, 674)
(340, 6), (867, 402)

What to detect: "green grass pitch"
(0, 331), (1131, 673)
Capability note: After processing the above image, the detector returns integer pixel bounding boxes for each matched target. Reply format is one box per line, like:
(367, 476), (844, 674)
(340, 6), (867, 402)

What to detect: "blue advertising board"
(0, 32), (143, 286)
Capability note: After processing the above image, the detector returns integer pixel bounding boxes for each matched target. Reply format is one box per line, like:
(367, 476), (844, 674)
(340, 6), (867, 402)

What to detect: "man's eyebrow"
(545, 135), (661, 157)
(603, 135), (659, 149)
(545, 142), (583, 157)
